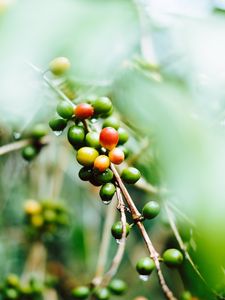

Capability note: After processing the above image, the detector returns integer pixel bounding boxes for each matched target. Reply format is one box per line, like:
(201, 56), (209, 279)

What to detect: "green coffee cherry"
(67, 125), (85, 147)
(43, 209), (56, 223)
(162, 249), (183, 267)
(93, 287), (110, 300)
(6, 274), (19, 288)
(31, 123), (48, 139)
(76, 147), (99, 167)
(103, 116), (120, 129)
(111, 221), (130, 239)
(108, 279), (127, 295)
(142, 201), (160, 219)
(95, 169), (113, 184)
(118, 127), (129, 144)
(57, 101), (74, 119)
(100, 183), (116, 202)
(92, 97), (112, 114)
(180, 291), (192, 300)
(89, 177), (102, 187)
(85, 132), (100, 149)
(49, 117), (67, 132)
(121, 167), (141, 184)
(136, 257), (155, 275)
(22, 145), (38, 161)
(5, 288), (18, 299)
(79, 167), (93, 181)
(49, 57), (71, 76)
(72, 286), (90, 299)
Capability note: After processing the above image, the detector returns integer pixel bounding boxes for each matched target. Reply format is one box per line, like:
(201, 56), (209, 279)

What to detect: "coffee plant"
(0, 1), (225, 300)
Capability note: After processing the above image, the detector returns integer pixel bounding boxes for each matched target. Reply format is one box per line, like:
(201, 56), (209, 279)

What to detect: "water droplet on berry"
(139, 275), (149, 282)
(102, 200), (111, 205)
(53, 130), (63, 136)
(116, 239), (122, 244)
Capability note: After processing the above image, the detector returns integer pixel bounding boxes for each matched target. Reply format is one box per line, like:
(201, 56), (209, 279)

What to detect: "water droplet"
(102, 200), (111, 205)
(116, 239), (122, 244)
(53, 130), (63, 136)
(139, 275), (149, 282)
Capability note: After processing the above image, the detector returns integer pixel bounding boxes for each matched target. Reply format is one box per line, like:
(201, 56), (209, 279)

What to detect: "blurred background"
(1, 0), (225, 299)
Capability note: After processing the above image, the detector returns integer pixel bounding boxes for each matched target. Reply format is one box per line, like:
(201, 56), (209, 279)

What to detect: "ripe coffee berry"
(99, 127), (119, 150)
(92, 96), (112, 114)
(103, 116), (120, 129)
(49, 117), (67, 132)
(78, 167), (92, 181)
(121, 167), (141, 184)
(74, 103), (94, 119)
(57, 101), (74, 119)
(49, 57), (71, 76)
(100, 183), (116, 202)
(67, 125), (85, 147)
(162, 248), (183, 267)
(109, 147), (124, 165)
(22, 145), (38, 161)
(108, 279), (127, 295)
(93, 287), (110, 300)
(111, 221), (130, 239)
(142, 201), (160, 219)
(72, 286), (90, 299)
(118, 127), (129, 145)
(76, 147), (99, 167)
(85, 132), (100, 149)
(136, 257), (155, 275)
(31, 123), (48, 139)
(94, 155), (110, 172)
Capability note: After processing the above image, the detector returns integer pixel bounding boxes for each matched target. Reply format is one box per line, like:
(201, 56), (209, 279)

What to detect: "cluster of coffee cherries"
(21, 124), (48, 162)
(24, 199), (69, 240)
(0, 274), (43, 300)
(71, 278), (127, 300)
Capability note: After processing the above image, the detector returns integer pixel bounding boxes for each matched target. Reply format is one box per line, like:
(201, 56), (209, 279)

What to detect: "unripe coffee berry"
(5, 288), (18, 299)
(57, 101), (74, 119)
(103, 116), (120, 129)
(118, 127), (129, 144)
(181, 291), (192, 300)
(49, 57), (70, 76)
(85, 132), (100, 149)
(108, 279), (127, 295)
(99, 127), (119, 150)
(92, 96), (112, 114)
(121, 167), (141, 184)
(31, 123), (48, 139)
(162, 248), (183, 267)
(78, 167), (92, 181)
(94, 155), (110, 172)
(109, 147), (124, 165)
(72, 286), (90, 299)
(76, 147), (99, 167)
(100, 183), (116, 202)
(111, 221), (130, 239)
(74, 103), (94, 119)
(93, 287), (110, 300)
(67, 125), (85, 147)
(49, 117), (67, 132)
(22, 145), (38, 161)
(95, 168), (113, 184)
(136, 257), (155, 275)
(142, 201), (160, 219)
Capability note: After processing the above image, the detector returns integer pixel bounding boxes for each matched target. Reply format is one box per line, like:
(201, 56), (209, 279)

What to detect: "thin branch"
(101, 187), (127, 286)
(110, 164), (177, 300)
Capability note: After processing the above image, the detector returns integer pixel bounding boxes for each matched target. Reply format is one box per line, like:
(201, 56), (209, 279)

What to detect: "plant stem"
(110, 164), (177, 300)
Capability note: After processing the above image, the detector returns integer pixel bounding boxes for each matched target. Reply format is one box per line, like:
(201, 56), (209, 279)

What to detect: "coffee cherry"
(94, 155), (110, 172)
(133, 297), (148, 300)
(31, 123), (48, 139)
(93, 287), (110, 300)
(49, 117), (67, 132)
(142, 201), (160, 219)
(95, 169), (113, 184)
(181, 291), (192, 300)
(5, 288), (18, 299)
(57, 101), (74, 119)
(72, 286), (90, 299)
(44, 209), (56, 223)
(85, 132), (100, 149)
(100, 183), (116, 202)
(89, 177), (102, 187)
(22, 145), (38, 161)
(162, 249), (183, 267)
(31, 214), (44, 227)
(92, 97), (112, 115)
(67, 125), (85, 147)
(103, 116), (120, 129)
(49, 57), (70, 76)
(99, 127), (119, 150)
(108, 279), (127, 295)
(74, 103), (94, 119)
(24, 200), (42, 215)
(6, 274), (19, 288)
(121, 167), (141, 184)
(76, 147), (99, 167)
(118, 127), (129, 145)
(79, 167), (92, 181)
(111, 221), (130, 239)
(136, 257), (155, 275)
(109, 147), (124, 165)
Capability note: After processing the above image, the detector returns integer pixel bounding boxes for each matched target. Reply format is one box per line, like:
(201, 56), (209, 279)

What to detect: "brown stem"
(110, 164), (177, 300)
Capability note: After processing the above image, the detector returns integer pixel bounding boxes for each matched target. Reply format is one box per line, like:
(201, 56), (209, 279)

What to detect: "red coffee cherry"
(99, 127), (119, 150)
(109, 147), (124, 165)
(94, 155), (110, 172)
(74, 103), (94, 119)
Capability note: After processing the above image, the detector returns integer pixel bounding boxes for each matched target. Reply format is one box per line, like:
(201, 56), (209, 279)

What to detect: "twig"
(101, 187), (127, 285)
(110, 164), (177, 300)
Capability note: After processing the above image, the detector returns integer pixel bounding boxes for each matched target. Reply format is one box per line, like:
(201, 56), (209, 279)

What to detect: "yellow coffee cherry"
(76, 147), (99, 167)
(24, 200), (42, 215)
(49, 57), (71, 76)
(31, 214), (44, 227)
